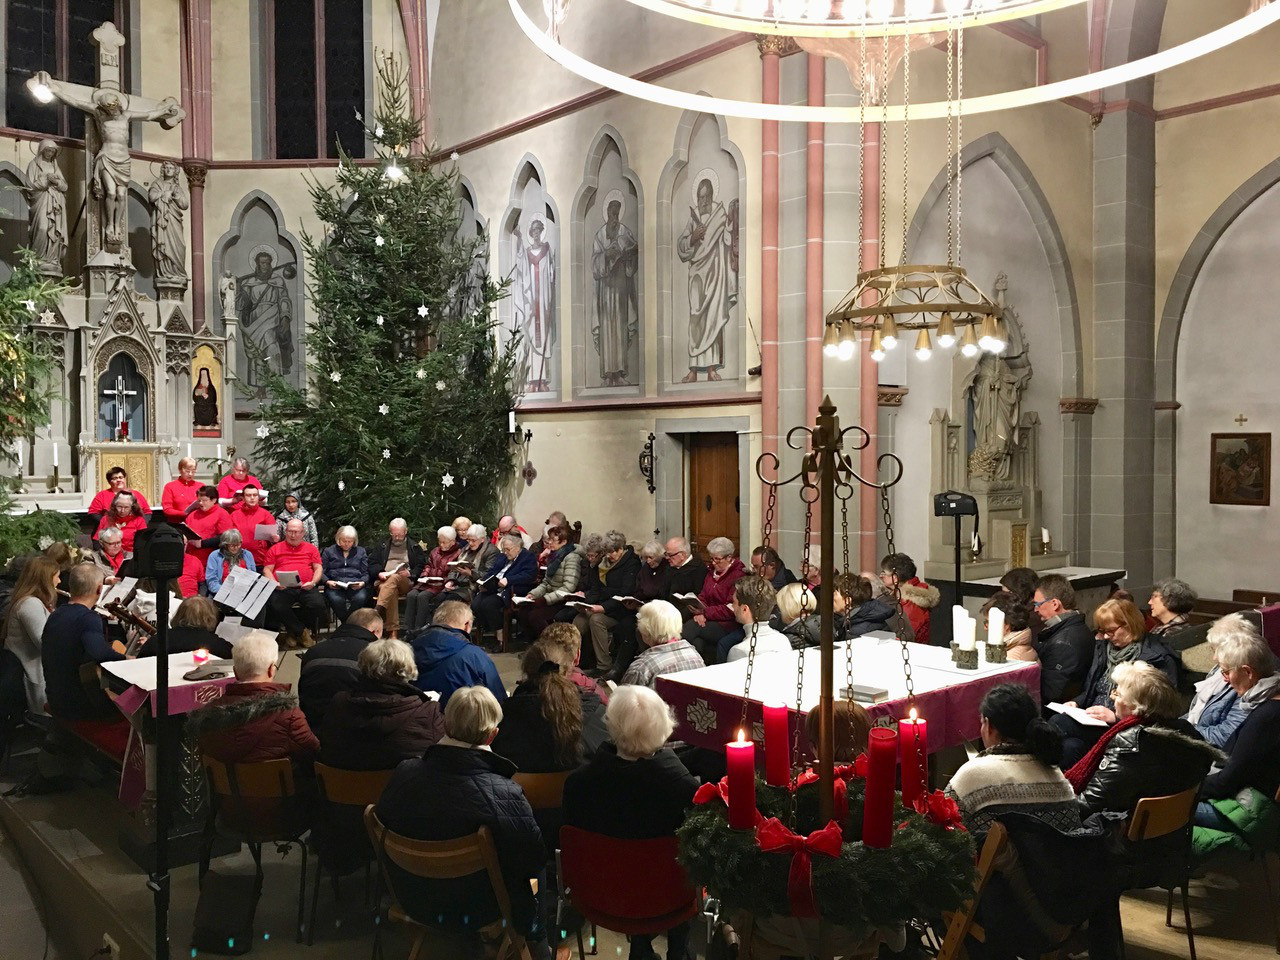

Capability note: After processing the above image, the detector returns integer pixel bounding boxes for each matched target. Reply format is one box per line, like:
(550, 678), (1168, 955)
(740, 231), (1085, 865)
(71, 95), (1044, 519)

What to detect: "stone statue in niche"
(149, 160), (189, 285)
(236, 245), (296, 388)
(514, 220), (557, 394)
(676, 170), (739, 383)
(962, 274), (1033, 481)
(219, 270), (238, 320)
(591, 192), (639, 386)
(24, 139), (67, 277)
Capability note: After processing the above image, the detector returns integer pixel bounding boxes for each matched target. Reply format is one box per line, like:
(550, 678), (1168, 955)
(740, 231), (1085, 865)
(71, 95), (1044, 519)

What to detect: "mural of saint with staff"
(676, 167), (738, 383)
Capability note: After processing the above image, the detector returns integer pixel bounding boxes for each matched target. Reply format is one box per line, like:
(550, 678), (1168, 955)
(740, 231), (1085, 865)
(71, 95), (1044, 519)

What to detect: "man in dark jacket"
(751, 545), (798, 591)
(297, 608), (383, 730)
(1033, 575), (1096, 706)
(664, 537), (707, 610)
(411, 601), (506, 707)
(375, 685), (549, 955)
(42, 563), (120, 722)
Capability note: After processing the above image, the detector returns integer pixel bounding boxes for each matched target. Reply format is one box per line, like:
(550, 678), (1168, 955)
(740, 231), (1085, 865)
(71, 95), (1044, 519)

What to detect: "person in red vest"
(264, 519), (325, 648)
(879, 552), (941, 645)
(179, 485), (232, 597)
(217, 457), (263, 503)
(94, 491), (148, 552)
(87, 465), (151, 525)
(162, 457), (201, 520)
(490, 515), (531, 548)
(229, 484), (279, 568)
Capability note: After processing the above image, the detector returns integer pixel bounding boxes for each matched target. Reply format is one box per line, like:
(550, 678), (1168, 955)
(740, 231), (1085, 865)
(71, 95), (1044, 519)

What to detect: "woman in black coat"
(563, 685), (699, 960)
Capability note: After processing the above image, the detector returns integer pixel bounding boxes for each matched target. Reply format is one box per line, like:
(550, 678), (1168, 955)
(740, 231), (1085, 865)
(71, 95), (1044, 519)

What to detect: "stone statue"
(23, 139), (67, 277)
(148, 160), (189, 283)
(591, 195), (639, 386)
(513, 220), (557, 393)
(219, 270), (239, 321)
(676, 172), (738, 383)
(962, 275), (1032, 482)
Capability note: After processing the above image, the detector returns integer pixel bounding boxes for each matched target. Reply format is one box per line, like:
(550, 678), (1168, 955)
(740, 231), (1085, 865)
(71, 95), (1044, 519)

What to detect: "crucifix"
(27, 22), (184, 256)
(1235, 414), (1250, 426)
(102, 374), (138, 441)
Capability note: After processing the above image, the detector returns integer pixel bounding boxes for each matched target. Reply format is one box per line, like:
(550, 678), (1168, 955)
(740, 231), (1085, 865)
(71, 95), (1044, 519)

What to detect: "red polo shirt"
(88, 487), (151, 516)
(265, 540), (321, 583)
(217, 473), (263, 501)
(95, 513), (147, 551)
(185, 504), (232, 575)
(230, 503), (278, 568)
(162, 476), (201, 520)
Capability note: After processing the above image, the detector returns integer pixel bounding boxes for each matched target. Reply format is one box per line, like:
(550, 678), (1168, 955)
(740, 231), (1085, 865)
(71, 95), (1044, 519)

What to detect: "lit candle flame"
(737, 728), (746, 744)
(908, 707), (919, 722)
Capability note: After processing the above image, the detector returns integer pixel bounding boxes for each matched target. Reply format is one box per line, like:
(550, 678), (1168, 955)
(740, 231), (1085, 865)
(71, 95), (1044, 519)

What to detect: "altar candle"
(216, 443), (223, 462)
(192, 648), (210, 665)
(51, 443), (58, 468)
(762, 702), (790, 787)
(862, 726), (898, 849)
(186, 442), (192, 458)
(1041, 526), (1050, 544)
(987, 606), (1005, 647)
(959, 616), (977, 651)
(899, 709), (929, 809)
(725, 729), (757, 830)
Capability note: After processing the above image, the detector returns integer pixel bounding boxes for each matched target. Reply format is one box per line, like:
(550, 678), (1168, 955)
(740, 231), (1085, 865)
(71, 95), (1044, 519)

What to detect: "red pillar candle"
(899, 708), (929, 809)
(763, 702), (790, 787)
(725, 729), (757, 830)
(862, 726), (898, 849)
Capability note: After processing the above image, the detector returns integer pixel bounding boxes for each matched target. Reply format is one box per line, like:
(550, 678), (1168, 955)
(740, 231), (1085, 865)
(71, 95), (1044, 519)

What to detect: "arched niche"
(96, 348), (150, 442)
(656, 104), (746, 395)
(499, 155), (561, 401)
(127, 181), (157, 300)
(572, 125), (644, 396)
(453, 176), (490, 323)
(212, 191), (305, 413)
(0, 162), (29, 283)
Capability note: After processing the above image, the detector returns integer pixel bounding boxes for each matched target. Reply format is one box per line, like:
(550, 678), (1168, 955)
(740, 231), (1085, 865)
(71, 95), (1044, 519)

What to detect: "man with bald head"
(491, 514), (532, 549)
(369, 518), (426, 639)
(264, 518), (325, 648)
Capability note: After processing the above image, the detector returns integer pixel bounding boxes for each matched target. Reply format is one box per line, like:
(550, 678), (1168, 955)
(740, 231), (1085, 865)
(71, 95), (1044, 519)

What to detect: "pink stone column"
(181, 0), (213, 332)
(399, 0), (432, 151)
(805, 54), (825, 433)
(859, 120), (881, 571)
(760, 40), (782, 501)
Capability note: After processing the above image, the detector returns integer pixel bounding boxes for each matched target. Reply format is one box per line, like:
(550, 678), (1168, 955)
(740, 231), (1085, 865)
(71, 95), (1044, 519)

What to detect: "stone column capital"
(182, 161), (208, 190)
(756, 35), (800, 58)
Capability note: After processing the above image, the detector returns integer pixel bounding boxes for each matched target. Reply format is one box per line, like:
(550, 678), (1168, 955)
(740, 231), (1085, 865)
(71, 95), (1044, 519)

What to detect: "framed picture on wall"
(1209, 432), (1271, 506)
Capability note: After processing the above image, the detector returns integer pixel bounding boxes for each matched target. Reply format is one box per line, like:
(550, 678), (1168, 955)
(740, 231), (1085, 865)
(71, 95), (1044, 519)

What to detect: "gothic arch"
(656, 103), (747, 395)
(571, 125), (644, 396)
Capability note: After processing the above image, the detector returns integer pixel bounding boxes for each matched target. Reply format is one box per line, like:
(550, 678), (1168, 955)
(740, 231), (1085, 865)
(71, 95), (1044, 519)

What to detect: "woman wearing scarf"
(513, 523), (583, 640)
(1049, 598), (1178, 768)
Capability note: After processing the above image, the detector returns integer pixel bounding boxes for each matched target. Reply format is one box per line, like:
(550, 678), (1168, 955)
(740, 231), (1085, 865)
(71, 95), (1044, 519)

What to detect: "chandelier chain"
(899, 28), (911, 265)
(856, 7), (867, 273)
(957, 24), (965, 265)
(945, 22), (955, 266)
(763, 481), (777, 551)
(790, 486), (815, 828)
(878, 9), (890, 271)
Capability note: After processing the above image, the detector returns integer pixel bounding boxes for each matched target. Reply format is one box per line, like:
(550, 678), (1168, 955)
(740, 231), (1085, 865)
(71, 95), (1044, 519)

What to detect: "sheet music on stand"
(95, 577), (138, 616)
(214, 616), (280, 648)
(214, 566), (275, 621)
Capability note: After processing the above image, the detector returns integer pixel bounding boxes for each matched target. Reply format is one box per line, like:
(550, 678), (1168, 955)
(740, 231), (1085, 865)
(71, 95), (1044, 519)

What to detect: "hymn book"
(841, 683), (890, 704)
(1046, 702), (1109, 727)
(564, 600), (595, 611)
(612, 595), (643, 608)
(418, 576), (445, 584)
(387, 562), (409, 576)
(671, 593), (706, 614)
(96, 577), (138, 616)
(275, 570), (301, 588)
(511, 596), (535, 605)
(329, 580), (362, 589)
(253, 524), (278, 541)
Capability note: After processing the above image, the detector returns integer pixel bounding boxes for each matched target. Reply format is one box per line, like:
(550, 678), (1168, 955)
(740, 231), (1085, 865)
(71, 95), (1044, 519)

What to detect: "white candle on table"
(960, 616), (977, 651)
(987, 607), (1005, 646)
(951, 605), (967, 642)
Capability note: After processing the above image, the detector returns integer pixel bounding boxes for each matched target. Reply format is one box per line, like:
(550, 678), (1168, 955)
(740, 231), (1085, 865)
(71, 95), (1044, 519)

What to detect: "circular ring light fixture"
(509, 0), (1280, 122)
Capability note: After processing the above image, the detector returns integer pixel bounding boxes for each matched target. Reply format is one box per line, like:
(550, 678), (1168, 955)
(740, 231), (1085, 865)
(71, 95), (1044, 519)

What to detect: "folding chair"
(1125, 786), (1200, 960)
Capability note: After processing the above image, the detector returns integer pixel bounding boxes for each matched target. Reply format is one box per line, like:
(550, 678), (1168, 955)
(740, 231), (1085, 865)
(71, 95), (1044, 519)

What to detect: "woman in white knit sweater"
(2, 556), (61, 716)
(946, 684), (1081, 835)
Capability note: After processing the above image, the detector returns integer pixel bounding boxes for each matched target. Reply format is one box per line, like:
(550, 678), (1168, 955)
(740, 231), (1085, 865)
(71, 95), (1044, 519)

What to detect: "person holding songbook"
(678, 536), (745, 660)
(515, 523), (583, 640)
(87, 465), (151, 525)
(178, 485), (232, 598)
(91, 526), (136, 584)
(404, 526), (462, 635)
(161, 457), (201, 520)
(264, 519), (325, 648)
(206, 529), (257, 594)
(322, 525), (370, 624)
(94, 491), (147, 552)
(369, 518), (426, 640)
(216, 457), (262, 502)
(229, 483), (279, 568)
(435, 524), (497, 606)
(471, 534), (537, 646)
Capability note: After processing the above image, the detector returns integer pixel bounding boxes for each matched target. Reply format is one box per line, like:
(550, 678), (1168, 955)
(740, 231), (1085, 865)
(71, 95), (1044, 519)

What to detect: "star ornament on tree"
(415, 368), (426, 380)
(435, 380), (447, 392)
(338, 480), (345, 492)
(441, 473), (455, 488)
(378, 403), (389, 415)
(21, 299), (36, 312)
(381, 448), (391, 460)
(330, 371), (342, 383)
(375, 315), (384, 326)
(255, 424), (270, 439)
(417, 304), (428, 318)
(375, 235), (385, 247)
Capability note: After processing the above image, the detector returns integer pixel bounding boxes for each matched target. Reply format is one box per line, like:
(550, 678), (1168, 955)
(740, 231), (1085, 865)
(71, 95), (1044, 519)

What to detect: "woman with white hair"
(621, 599), (706, 688)
(404, 526), (461, 635)
(1185, 613), (1279, 747)
(1198, 633), (1280, 812)
(563, 685), (699, 960)
(321, 525), (369, 623)
(679, 536), (745, 661)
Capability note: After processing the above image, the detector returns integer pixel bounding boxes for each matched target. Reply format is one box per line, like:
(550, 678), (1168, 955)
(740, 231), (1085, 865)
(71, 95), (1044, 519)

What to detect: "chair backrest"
(559, 826), (698, 925)
(936, 822), (1007, 960)
(204, 756), (297, 799)
(513, 770), (572, 810)
(314, 763), (393, 808)
(203, 756), (306, 842)
(1126, 787), (1199, 842)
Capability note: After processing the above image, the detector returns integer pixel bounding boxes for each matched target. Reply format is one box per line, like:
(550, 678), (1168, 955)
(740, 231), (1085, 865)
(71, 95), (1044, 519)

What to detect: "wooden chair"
(364, 806), (534, 960)
(937, 822), (1008, 960)
(199, 756), (312, 942)
(308, 764), (394, 945)
(1124, 786), (1200, 960)
(513, 770), (573, 810)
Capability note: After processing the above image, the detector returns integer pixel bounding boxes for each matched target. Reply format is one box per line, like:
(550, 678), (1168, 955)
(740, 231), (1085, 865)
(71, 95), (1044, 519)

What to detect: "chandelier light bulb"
(869, 328), (886, 363)
(978, 314), (1000, 352)
(914, 327), (932, 361)
(822, 322), (841, 358)
(27, 79), (53, 103)
(960, 323), (980, 358)
(936, 312), (957, 348)
(880, 314), (899, 351)
(989, 316), (1008, 353)
(838, 319), (859, 360)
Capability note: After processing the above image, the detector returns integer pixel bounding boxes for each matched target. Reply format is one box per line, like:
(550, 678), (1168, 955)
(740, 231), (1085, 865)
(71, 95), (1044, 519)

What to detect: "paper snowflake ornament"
(352, 192), (359, 203)
(330, 371), (342, 383)
(21, 299), (36, 312)
(37, 535), (54, 550)
(441, 473), (455, 488)
(378, 403), (389, 415)
(375, 235), (385, 248)
(338, 480), (345, 492)
(416, 368), (426, 380)
(255, 424), (270, 439)
(354, 109), (362, 120)
(450, 152), (460, 162)
(417, 304), (429, 318)
(381, 448), (391, 460)
(435, 380), (447, 392)
(375, 315), (384, 326)
(375, 123), (384, 139)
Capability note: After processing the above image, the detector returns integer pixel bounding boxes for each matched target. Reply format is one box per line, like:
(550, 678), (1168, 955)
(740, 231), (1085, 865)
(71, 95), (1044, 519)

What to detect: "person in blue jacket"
(470, 533), (538, 645)
(411, 600), (506, 707)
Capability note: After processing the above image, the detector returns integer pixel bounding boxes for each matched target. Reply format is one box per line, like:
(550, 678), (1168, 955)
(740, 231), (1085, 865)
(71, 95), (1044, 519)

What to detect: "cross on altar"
(27, 21), (184, 256)
(102, 374), (138, 438)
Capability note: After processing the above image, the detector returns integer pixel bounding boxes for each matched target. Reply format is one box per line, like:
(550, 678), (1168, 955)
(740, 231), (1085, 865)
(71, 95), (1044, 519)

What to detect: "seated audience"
(492, 514), (532, 548)
(179, 485), (232, 597)
(471, 534), (537, 645)
(91, 526), (135, 584)
(750, 545), (798, 591)
(452, 516), (472, 539)
(1185, 613), (1277, 748)
(563, 686), (699, 960)
(298, 609), (384, 730)
(572, 530), (639, 674)
(999, 567), (1040, 605)
(529, 511), (569, 559)
(275, 492), (319, 545)
(228, 484), (279, 568)
(539, 622), (610, 704)
(4, 556), (59, 716)
(404, 526), (461, 635)
(321, 525), (369, 623)
(1197, 649), (1280, 825)
(1032, 574), (1095, 707)
(94, 491), (147, 552)
(439, 524), (497, 605)
(664, 537), (708, 612)
(412, 600), (506, 706)
(680, 537), (745, 658)
(781, 574), (898, 650)
(562, 533), (605, 625)
(151, 595), (231, 659)
(205, 529), (256, 597)
(1147, 578), (1197, 638)
(1051, 598), (1178, 767)
(87, 465), (152, 524)
(946, 684), (1079, 835)
(375, 686), (549, 954)
(264, 519), (325, 648)
(622, 599), (706, 689)
(216, 457), (263, 502)
(187, 632), (319, 765)
(517, 523), (583, 639)
(161, 457), (201, 520)
(804, 699), (871, 762)
(982, 592), (1037, 662)
(369, 518), (425, 639)
(778, 582), (820, 650)
(604, 539), (671, 682)
(41, 564), (119, 721)
(879, 552), (939, 644)
(724, 576), (791, 663)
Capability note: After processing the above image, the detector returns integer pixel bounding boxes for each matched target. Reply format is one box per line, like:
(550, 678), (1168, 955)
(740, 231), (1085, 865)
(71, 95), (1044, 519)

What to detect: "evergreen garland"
(250, 55), (519, 540)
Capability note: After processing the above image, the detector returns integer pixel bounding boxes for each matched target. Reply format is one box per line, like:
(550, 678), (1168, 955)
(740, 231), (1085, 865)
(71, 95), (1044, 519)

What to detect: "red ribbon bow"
(913, 789), (966, 832)
(693, 777), (730, 806)
(754, 817), (845, 918)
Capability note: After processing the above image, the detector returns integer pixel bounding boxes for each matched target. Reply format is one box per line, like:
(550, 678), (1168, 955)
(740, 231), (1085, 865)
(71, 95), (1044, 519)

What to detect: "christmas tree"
(251, 56), (520, 540)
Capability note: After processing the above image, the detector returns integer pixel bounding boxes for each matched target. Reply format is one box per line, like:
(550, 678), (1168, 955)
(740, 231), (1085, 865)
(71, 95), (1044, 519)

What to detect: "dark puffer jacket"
(1077, 718), (1223, 818)
(186, 681), (319, 765)
(1077, 636), (1179, 712)
(788, 597), (900, 648)
(1036, 612), (1097, 705)
(297, 623), (378, 730)
(374, 744), (545, 936)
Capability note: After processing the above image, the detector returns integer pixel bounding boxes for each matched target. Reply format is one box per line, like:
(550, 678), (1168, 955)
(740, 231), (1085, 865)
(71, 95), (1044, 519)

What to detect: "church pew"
(1233, 588), (1280, 607)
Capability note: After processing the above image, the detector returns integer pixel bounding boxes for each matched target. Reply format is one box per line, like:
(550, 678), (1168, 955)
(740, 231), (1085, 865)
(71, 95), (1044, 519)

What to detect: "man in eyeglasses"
(663, 537), (707, 617)
(1031, 574), (1095, 708)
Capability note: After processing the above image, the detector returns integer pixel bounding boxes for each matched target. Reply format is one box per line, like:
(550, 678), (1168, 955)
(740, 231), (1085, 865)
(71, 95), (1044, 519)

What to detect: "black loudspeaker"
(134, 521), (186, 580)
(934, 490), (979, 517)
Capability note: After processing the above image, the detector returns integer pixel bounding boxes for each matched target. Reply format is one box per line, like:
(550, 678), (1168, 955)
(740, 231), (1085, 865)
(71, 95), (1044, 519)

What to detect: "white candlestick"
(216, 444), (223, 462)
(960, 617), (977, 651)
(1041, 526), (1050, 544)
(186, 442), (192, 458)
(51, 443), (58, 468)
(987, 607), (1005, 647)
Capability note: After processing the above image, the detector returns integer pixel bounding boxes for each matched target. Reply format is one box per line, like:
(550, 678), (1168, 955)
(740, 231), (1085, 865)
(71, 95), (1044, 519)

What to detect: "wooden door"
(688, 433), (740, 558)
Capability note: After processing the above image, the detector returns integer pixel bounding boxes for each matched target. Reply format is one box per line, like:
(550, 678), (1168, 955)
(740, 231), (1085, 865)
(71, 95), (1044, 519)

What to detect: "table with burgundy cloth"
(655, 634), (1040, 753)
